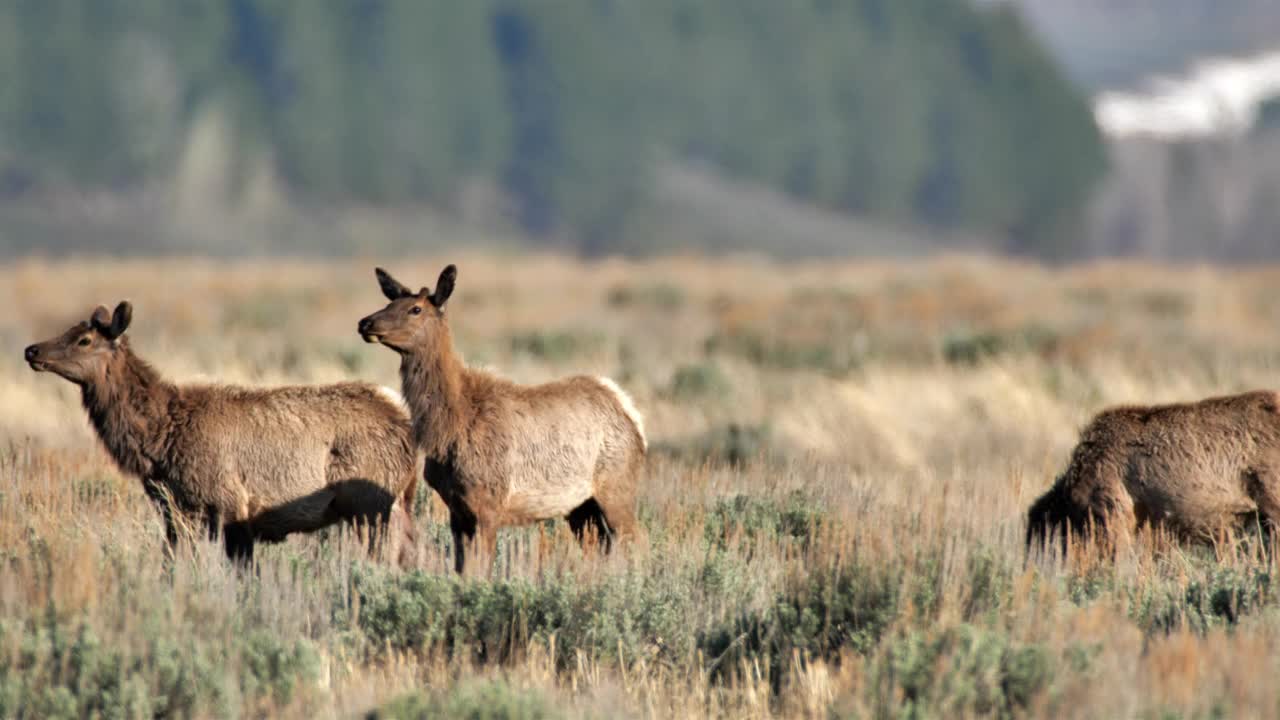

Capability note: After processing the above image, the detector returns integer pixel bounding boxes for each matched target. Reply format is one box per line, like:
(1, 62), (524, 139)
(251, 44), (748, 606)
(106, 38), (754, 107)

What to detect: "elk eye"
(410, 306), (423, 315)
(77, 336), (91, 347)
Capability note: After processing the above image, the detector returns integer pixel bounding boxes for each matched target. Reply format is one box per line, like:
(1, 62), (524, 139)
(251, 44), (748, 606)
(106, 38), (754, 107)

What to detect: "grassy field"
(4, 253), (1280, 718)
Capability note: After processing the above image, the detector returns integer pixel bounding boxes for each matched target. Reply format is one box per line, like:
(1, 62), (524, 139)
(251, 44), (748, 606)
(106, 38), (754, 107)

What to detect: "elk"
(1027, 391), (1280, 554)
(358, 265), (646, 573)
(24, 302), (420, 566)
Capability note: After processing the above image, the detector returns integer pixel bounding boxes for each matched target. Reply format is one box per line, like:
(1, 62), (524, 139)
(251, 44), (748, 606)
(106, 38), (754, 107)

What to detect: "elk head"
(358, 265), (456, 354)
(25, 302), (133, 385)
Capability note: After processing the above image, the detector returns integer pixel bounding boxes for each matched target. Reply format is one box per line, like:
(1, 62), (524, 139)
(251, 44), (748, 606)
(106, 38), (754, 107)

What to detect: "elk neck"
(81, 342), (176, 480)
(399, 323), (468, 457)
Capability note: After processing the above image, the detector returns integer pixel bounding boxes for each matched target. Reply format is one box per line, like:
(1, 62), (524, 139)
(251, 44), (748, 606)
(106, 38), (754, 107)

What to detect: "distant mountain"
(1029, 2), (1280, 260)
(1093, 52), (1280, 139)
(1012, 0), (1280, 90)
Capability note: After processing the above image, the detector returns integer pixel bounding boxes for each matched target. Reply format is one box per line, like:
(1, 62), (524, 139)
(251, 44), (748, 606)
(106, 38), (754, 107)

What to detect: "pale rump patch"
(594, 376), (647, 451)
(376, 385), (409, 415)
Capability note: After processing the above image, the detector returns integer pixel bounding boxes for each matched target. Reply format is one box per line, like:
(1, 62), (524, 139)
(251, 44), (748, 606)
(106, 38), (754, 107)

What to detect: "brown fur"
(359, 265), (647, 573)
(1027, 391), (1280, 552)
(25, 303), (420, 566)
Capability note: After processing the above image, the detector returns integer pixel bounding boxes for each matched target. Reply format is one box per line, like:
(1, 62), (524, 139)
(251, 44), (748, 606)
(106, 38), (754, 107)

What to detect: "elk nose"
(24, 345), (38, 361)
(358, 317), (372, 334)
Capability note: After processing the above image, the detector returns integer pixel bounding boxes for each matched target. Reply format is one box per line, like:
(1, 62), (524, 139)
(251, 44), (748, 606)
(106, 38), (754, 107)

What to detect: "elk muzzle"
(24, 344), (46, 371)
(358, 317), (381, 343)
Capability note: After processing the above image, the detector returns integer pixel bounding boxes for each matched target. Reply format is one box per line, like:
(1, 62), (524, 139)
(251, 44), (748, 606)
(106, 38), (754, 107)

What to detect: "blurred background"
(10, 6), (1280, 717)
(0, 0), (1277, 261)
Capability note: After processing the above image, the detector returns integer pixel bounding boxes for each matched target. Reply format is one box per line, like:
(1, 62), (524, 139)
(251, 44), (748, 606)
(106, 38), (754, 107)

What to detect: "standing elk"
(25, 302), (420, 566)
(358, 264), (646, 574)
(1027, 391), (1280, 554)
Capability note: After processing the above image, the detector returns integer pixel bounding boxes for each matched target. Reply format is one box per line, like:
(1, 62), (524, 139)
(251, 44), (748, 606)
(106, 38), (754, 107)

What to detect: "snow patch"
(1095, 51), (1280, 139)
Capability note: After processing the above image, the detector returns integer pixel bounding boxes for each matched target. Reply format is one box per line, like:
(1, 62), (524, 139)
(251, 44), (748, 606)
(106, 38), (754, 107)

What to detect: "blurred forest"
(0, 0), (1107, 257)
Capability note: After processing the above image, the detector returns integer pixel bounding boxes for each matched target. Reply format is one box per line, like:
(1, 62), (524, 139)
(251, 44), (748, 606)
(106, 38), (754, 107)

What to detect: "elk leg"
(361, 507), (390, 558)
(142, 478), (182, 553)
(391, 472), (420, 568)
(204, 506), (224, 543)
(450, 510), (476, 575)
(1082, 495), (1135, 557)
(593, 487), (640, 550)
(1068, 465), (1136, 557)
(1246, 467), (1280, 538)
(566, 498), (610, 550)
(470, 521), (498, 577)
(328, 483), (412, 563)
(385, 501), (419, 569)
(223, 521), (255, 567)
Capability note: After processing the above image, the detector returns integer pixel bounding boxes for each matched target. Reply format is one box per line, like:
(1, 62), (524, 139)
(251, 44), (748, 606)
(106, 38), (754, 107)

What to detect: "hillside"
(0, 1), (1103, 256)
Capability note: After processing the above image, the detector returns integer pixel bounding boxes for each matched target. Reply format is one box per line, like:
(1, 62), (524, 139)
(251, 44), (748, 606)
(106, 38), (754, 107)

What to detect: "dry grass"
(4, 253), (1280, 718)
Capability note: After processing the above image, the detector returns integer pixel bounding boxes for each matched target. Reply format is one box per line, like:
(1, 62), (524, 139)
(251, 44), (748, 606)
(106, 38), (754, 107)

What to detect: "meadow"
(3, 253), (1280, 718)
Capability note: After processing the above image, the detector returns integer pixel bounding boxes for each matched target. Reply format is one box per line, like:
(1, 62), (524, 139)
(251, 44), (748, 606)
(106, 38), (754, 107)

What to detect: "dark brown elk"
(25, 302), (419, 566)
(1027, 391), (1280, 553)
(358, 265), (646, 574)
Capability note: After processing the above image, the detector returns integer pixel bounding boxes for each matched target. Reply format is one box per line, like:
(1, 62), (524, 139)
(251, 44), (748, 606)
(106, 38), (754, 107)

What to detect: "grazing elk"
(25, 302), (420, 566)
(358, 265), (646, 573)
(1027, 391), (1280, 554)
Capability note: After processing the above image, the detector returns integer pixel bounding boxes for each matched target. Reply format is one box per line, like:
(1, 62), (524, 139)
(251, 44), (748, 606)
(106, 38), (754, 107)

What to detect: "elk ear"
(90, 306), (112, 335)
(109, 301), (133, 339)
(376, 267), (412, 301)
(430, 264), (457, 308)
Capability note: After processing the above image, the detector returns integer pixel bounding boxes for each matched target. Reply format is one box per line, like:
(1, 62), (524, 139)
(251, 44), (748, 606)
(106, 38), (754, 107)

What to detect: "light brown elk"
(1027, 391), (1280, 553)
(25, 302), (419, 566)
(358, 265), (646, 573)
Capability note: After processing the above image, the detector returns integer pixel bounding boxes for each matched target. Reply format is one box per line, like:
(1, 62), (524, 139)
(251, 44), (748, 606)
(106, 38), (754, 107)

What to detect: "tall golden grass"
(3, 254), (1280, 718)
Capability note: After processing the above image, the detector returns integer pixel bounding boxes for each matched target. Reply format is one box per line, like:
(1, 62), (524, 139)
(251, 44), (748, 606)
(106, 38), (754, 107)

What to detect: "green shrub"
(223, 289), (319, 332)
(871, 625), (1053, 718)
(371, 678), (561, 720)
(71, 471), (121, 506)
(1128, 566), (1273, 635)
(1058, 555), (1275, 637)
(239, 630), (322, 708)
(508, 331), (605, 363)
(907, 552), (946, 621)
(962, 548), (1014, 621)
(652, 423), (774, 467)
(606, 283), (684, 311)
(942, 325), (1059, 365)
(702, 491), (822, 551)
(334, 344), (368, 374)
(0, 612), (235, 719)
(0, 607), (325, 720)
(699, 562), (901, 687)
(942, 330), (1006, 366)
(1066, 566), (1115, 606)
(350, 572), (458, 653)
(666, 362), (731, 402)
(698, 548), (1015, 694)
(347, 569), (693, 670)
(1138, 290), (1191, 318)
(705, 331), (860, 375)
